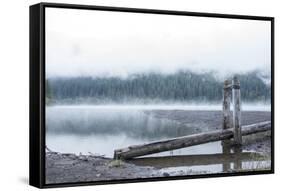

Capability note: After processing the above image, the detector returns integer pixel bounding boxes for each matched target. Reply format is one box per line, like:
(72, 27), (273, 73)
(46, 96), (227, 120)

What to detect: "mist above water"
(49, 103), (270, 111)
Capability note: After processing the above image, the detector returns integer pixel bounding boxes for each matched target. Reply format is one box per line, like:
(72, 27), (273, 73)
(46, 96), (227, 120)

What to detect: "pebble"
(163, 172), (170, 177)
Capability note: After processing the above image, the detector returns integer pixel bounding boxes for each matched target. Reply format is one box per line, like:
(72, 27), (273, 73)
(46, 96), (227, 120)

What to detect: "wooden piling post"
(223, 79), (232, 130)
(222, 141), (231, 172)
(232, 76), (242, 145)
(222, 79), (232, 171)
(233, 146), (242, 170)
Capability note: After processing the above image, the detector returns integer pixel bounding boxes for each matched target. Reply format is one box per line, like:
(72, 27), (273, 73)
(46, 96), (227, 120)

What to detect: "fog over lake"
(46, 104), (270, 156)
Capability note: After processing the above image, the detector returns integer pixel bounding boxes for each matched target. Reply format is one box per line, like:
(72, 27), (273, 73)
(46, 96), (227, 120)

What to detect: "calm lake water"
(46, 105), (270, 174)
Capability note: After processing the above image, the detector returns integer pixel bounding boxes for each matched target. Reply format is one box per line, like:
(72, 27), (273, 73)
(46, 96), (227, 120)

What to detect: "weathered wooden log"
(233, 76), (242, 145)
(114, 121), (271, 159)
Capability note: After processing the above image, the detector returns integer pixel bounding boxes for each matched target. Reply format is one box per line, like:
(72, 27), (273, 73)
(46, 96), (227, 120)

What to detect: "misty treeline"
(46, 70), (271, 104)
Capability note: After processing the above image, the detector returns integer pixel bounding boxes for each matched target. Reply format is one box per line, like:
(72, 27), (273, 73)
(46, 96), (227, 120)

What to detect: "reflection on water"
(130, 147), (270, 173)
(46, 106), (197, 139)
(46, 105), (270, 174)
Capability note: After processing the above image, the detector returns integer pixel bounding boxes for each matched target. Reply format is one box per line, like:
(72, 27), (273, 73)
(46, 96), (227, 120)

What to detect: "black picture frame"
(30, 2), (274, 188)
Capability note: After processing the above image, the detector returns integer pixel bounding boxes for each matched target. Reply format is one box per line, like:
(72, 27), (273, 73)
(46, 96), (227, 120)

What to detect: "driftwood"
(46, 146), (55, 153)
(114, 121), (271, 159)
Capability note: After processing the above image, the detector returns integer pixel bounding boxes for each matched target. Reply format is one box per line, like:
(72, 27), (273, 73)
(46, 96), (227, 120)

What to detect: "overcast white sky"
(46, 7), (271, 78)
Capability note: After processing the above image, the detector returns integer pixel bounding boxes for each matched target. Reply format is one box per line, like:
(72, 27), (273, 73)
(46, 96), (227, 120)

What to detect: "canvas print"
(45, 7), (272, 184)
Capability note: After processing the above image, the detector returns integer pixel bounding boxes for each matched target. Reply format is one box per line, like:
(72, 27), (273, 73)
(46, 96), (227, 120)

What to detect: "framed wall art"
(30, 2), (274, 188)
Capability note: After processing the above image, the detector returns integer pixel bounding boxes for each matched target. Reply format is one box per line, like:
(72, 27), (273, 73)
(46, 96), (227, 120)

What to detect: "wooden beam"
(114, 121), (271, 159)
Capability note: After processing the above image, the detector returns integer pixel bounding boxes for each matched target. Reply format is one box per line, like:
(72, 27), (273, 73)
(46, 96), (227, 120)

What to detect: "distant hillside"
(47, 70), (271, 104)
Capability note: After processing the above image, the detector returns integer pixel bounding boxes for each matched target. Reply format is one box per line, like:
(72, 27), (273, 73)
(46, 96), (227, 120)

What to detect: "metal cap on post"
(232, 76), (242, 145)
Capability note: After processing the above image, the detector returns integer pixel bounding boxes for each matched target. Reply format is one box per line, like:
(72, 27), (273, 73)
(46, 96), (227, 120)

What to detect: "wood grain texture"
(233, 76), (242, 145)
(114, 121), (271, 159)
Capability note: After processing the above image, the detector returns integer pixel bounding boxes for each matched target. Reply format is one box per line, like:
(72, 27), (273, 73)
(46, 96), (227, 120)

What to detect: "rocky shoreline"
(46, 152), (163, 184)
